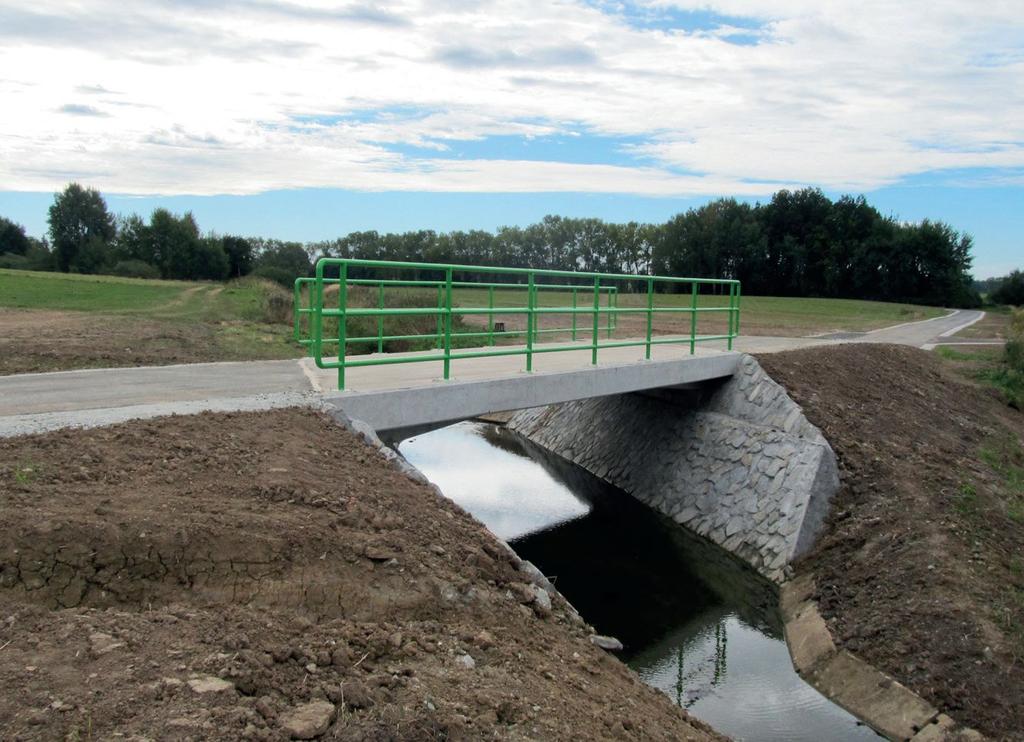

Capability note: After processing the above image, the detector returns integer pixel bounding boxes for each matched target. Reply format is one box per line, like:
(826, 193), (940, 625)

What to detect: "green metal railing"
(296, 258), (740, 390)
(294, 277), (618, 352)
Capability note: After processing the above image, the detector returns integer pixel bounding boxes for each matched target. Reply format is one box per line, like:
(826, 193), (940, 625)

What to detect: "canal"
(399, 420), (879, 742)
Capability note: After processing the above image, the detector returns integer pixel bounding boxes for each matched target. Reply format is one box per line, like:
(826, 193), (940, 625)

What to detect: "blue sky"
(1, 0), (1021, 277)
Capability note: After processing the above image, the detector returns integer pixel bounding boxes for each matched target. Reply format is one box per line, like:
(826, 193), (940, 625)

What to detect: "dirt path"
(760, 345), (1024, 740)
(0, 408), (722, 741)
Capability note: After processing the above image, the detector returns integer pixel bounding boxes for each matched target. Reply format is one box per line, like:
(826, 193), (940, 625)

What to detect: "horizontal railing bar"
(313, 333), (737, 369)
(302, 324), (617, 346)
(320, 305), (735, 318)
(296, 277), (619, 292)
(315, 258), (740, 286)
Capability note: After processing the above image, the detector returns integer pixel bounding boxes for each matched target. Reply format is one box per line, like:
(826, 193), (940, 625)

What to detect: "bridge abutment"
(507, 355), (838, 582)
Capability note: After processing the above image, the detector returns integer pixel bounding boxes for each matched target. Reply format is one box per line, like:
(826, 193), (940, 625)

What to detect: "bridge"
(0, 258), (983, 439)
(295, 258), (742, 434)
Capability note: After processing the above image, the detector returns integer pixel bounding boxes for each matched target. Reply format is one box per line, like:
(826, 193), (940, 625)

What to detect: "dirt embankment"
(0, 408), (720, 741)
(760, 344), (1024, 740)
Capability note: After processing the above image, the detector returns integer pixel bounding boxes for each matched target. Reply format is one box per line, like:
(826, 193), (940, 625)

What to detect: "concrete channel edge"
(779, 575), (985, 742)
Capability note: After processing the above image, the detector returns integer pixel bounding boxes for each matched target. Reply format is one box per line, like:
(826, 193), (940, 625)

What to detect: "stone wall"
(507, 355), (838, 582)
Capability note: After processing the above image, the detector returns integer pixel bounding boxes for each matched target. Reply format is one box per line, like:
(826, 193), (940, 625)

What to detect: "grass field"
(307, 283), (947, 346)
(3, 268), (948, 373)
(0, 269), (300, 374)
(0, 268), (285, 323)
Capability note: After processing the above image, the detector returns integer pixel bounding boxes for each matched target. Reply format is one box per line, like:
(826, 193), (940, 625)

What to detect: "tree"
(47, 183), (115, 272)
(111, 214), (150, 265)
(221, 235), (253, 278)
(0, 216), (30, 256)
(992, 270), (1024, 306)
(145, 209), (228, 280)
(254, 240), (312, 277)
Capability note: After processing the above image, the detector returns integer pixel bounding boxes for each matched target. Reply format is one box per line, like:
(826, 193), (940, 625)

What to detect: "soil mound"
(0, 408), (720, 741)
(760, 343), (1024, 739)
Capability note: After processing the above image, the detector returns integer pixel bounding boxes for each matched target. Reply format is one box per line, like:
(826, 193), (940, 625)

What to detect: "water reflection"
(400, 423), (590, 540)
(399, 421), (880, 742)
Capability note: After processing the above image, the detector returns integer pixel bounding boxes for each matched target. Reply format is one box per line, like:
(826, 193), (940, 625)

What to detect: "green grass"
(955, 481), (980, 517)
(0, 268), (284, 323)
(980, 434), (1024, 523)
(937, 343), (1023, 410)
(936, 346), (1004, 363)
(0, 268), (190, 313)
(2, 268), (949, 372)
(0, 269), (303, 371)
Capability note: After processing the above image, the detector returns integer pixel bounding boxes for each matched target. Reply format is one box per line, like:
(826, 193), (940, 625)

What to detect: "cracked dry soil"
(0, 407), (721, 741)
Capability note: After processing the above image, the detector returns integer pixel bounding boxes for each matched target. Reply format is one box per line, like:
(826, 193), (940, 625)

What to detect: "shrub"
(0, 253), (29, 269)
(993, 271), (1024, 307)
(1006, 309), (1024, 373)
(112, 259), (161, 279)
(252, 265), (295, 288)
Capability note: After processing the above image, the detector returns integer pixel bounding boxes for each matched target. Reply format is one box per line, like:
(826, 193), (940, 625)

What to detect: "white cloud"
(0, 0), (1021, 196)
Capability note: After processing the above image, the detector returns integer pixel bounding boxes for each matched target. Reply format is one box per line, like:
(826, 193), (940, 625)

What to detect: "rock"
(330, 646), (350, 667)
(89, 631), (125, 656)
(340, 680), (374, 710)
(510, 583), (536, 604)
(518, 560), (555, 593)
(255, 696), (278, 720)
(589, 634), (624, 651)
(279, 700), (336, 739)
(187, 675), (235, 695)
(531, 585), (552, 616)
(454, 653), (476, 670)
(364, 545), (399, 562)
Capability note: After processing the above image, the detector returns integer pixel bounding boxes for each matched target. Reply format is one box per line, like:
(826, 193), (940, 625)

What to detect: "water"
(400, 421), (880, 742)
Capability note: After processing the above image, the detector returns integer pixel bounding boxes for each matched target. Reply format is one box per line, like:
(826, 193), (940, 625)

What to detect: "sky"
(0, 1), (1021, 277)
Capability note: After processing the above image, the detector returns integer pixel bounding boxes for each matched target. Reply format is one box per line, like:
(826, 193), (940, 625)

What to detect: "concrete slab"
(784, 601), (837, 673)
(809, 650), (938, 741)
(303, 338), (742, 392)
(323, 350), (742, 434)
(779, 574), (817, 621)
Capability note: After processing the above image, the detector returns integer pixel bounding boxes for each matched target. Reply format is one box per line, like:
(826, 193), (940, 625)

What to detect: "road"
(0, 308), (987, 437)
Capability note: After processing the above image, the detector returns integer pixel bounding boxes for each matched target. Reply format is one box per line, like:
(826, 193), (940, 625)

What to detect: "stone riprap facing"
(507, 355), (839, 582)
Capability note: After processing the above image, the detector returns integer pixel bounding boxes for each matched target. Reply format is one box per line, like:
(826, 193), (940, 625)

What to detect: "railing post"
(727, 282), (735, 351)
(571, 287), (578, 341)
(376, 281), (384, 354)
(591, 277), (600, 365)
(435, 284), (443, 349)
(689, 281), (698, 355)
(312, 270), (323, 368)
(293, 278), (302, 343)
(443, 269), (453, 380)
(606, 288), (613, 339)
(526, 272), (535, 372)
(645, 277), (654, 360)
(338, 264), (348, 390)
(735, 282), (742, 338)
(487, 285), (495, 346)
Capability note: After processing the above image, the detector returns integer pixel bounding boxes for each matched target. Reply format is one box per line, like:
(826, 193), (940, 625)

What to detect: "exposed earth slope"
(0, 408), (720, 741)
(760, 344), (1024, 740)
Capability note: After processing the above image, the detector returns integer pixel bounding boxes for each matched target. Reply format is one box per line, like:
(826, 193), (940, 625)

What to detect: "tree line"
(0, 182), (1000, 308)
(0, 184), (305, 283)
